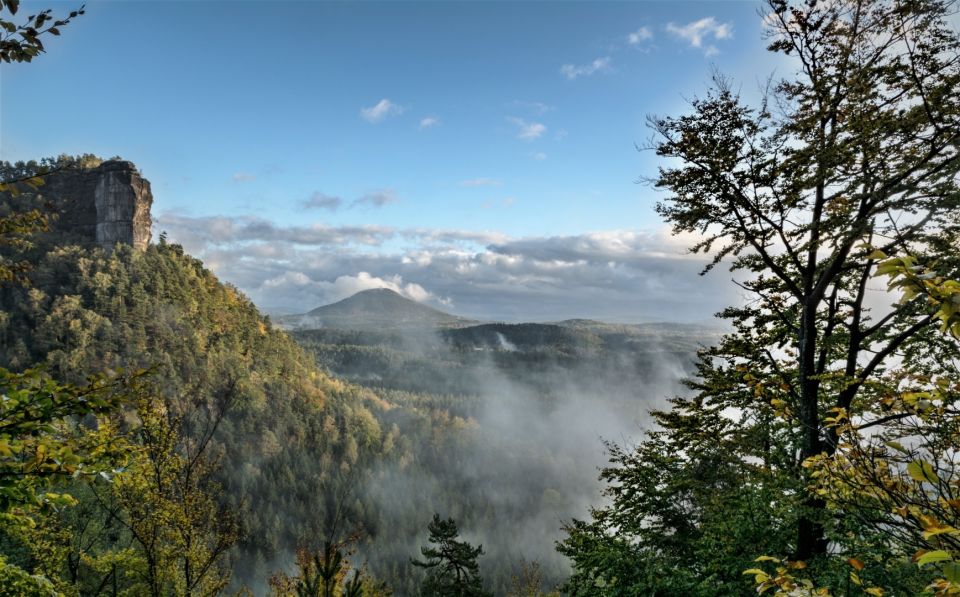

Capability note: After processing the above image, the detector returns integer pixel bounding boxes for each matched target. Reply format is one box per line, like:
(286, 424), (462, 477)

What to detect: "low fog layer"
(291, 319), (716, 593)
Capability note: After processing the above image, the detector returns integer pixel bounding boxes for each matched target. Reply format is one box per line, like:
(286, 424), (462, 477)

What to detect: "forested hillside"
(0, 237), (398, 589)
(0, 176), (708, 594)
(4, 0), (960, 595)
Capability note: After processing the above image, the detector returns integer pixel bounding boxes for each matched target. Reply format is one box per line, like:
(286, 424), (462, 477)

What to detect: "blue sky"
(2, 0), (780, 321)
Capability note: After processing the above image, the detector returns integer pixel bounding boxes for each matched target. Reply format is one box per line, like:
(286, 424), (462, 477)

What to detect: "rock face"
(92, 161), (152, 250)
(23, 159), (153, 250)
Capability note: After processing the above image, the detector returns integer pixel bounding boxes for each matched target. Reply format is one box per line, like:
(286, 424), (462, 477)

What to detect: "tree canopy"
(561, 0), (960, 593)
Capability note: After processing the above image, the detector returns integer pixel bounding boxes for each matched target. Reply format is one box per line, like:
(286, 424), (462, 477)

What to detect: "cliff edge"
(2, 158), (153, 250)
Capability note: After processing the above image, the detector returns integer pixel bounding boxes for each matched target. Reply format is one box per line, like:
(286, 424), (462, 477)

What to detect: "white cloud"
(302, 191), (343, 211)
(560, 56), (611, 80)
(529, 151), (547, 161)
(666, 17), (732, 53)
(159, 211), (737, 322)
(461, 178), (501, 187)
(262, 271), (435, 307)
(419, 116), (441, 129)
(627, 26), (653, 45)
(232, 172), (256, 182)
(508, 117), (547, 141)
(360, 98), (404, 123)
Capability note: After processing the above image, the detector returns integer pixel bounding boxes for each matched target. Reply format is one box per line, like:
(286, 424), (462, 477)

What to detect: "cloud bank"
(156, 212), (737, 323)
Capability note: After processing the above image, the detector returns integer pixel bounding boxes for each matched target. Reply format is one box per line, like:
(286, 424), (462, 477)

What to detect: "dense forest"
(2, 0), (960, 596)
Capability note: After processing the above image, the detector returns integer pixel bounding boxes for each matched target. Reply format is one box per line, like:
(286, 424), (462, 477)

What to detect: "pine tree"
(412, 514), (491, 597)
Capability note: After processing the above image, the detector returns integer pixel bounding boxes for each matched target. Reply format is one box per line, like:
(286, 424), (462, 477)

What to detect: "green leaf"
(943, 562), (960, 583)
(884, 441), (908, 454)
(908, 460), (939, 484)
(917, 550), (952, 566)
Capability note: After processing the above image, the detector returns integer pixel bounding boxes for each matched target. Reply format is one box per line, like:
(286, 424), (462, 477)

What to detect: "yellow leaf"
(848, 557), (865, 571)
(922, 523), (960, 540)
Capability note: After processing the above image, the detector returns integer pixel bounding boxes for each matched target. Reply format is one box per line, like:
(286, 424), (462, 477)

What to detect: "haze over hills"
(286, 286), (723, 590)
(276, 288), (478, 330)
(286, 287), (724, 399)
(278, 287), (725, 336)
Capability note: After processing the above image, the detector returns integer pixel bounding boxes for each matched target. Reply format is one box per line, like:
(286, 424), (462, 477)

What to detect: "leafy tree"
(561, 0), (960, 593)
(507, 560), (558, 597)
(103, 390), (242, 596)
(269, 541), (391, 597)
(0, 368), (136, 594)
(652, 0), (960, 555)
(748, 260), (960, 597)
(0, 556), (60, 596)
(412, 514), (491, 597)
(0, 368), (133, 514)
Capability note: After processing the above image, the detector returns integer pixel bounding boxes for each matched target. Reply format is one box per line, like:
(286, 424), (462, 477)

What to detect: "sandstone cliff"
(6, 158), (153, 250)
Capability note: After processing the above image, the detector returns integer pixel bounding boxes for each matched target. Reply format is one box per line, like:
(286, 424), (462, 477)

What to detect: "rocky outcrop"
(11, 159), (153, 250)
(92, 161), (152, 250)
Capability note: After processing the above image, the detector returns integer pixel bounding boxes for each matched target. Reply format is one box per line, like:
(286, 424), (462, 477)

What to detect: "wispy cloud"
(508, 117), (547, 141)
(666, 17), (732, 55)
(299, 190), (398, 211)
(352, 189), (398, 208)
(360, 98), (404, 123)
(461, 178), (502, 187)
(302, 191), (343, 211)
(627, 26), (653, 45)
(560, 56), (611, 80)
(156, 213), (394, 249)
(511, 100), (554, 115)
(232, 172), (256, 182)
(419, 116), (441, 129)
(529, 151), (546, 161)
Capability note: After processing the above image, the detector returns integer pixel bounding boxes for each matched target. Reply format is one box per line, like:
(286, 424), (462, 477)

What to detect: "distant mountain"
(276, 288), (477, 330)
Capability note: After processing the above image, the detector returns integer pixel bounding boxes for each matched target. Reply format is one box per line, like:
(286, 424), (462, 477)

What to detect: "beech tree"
(656, 0), (959, 559)
(562, 0), (960, 593)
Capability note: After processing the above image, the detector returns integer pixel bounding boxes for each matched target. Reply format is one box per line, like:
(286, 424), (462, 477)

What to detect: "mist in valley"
(291, 318), (713, 593)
